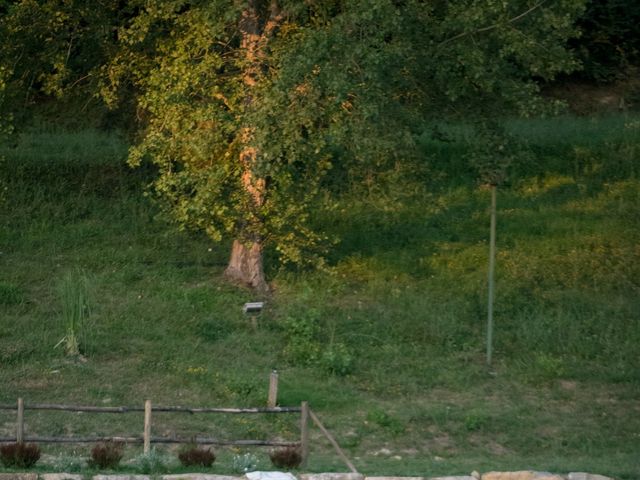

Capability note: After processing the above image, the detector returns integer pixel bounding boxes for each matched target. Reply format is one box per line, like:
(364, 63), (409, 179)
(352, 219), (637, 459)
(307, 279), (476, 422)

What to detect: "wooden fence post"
(300, 401), (309, 467)
(267, 370), (279, 408)
(16, 398), (24, 444)
(309, 409), (358, 473)
(143, 400), (152, 454)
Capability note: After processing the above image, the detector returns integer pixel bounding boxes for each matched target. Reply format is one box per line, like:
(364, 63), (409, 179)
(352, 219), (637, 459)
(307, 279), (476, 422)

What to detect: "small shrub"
(88, 441), (123, 469)
(0, 282), (24, 306)
(282, 310), (321, 366)
(178, 445), (215, 467)
(132, 448), (170, 474)
(231, 452), (259, 474)
(0, 442), (41, 468)
(464, 411), (490, 432)
(366, 409), (405, 435)
(269, 447), (302, 469)
(320, 343), (353, 376)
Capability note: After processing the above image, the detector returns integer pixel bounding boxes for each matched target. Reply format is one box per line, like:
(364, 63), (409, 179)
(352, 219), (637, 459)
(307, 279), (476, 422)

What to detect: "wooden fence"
(0, 398), (356, 472)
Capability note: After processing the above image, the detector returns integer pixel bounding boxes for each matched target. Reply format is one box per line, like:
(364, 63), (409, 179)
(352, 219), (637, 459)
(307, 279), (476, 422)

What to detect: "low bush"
(269, 447), (302, 469)
(88, 441), (123, 469)
(0, 442), (41, 468)
(177, 445), (215, 467)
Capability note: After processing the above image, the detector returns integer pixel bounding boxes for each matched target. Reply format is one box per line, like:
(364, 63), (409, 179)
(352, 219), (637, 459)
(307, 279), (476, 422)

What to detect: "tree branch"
(438, 0), (549, 48)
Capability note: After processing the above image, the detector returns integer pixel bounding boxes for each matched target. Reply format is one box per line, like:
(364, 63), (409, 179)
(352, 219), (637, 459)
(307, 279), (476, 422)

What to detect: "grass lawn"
(1, 116), (639, 478)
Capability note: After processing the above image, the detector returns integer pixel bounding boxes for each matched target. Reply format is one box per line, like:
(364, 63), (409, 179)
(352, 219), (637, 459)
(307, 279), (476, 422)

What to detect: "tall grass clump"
(55, 270), (91, 357)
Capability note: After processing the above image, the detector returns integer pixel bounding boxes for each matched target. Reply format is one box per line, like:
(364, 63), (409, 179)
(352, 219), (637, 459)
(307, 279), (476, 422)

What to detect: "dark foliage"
(88, 441), (124, 469)
(0, 442), (41, 468)
(269, 447), (302, 469)
(177, 445), (215, 467)
(571, 0), (640, 82)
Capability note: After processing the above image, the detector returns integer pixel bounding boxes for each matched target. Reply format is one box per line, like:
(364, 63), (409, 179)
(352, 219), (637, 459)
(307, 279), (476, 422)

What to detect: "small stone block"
(0, 474), (38, 480)
(366, 477), (424, 480)
(568, 474), (614, 480)
(430, 476), (477, 480)
(246, 473), (297, 480)
(93, 475), (150, 480)
(41, 474), (84, 480)
(163, 476), (238, 480)
(299, 474), (364, 480)
(482, 473), (538, 480)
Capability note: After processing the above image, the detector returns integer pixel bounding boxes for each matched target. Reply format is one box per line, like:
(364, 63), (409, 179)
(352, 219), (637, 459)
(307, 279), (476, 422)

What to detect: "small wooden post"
(16, 398), (24, 444)
(143, 400), (152, 454)
(267, 370), (279, 408)
(300, 401), (309, 467)
(309, 409), (358, 473)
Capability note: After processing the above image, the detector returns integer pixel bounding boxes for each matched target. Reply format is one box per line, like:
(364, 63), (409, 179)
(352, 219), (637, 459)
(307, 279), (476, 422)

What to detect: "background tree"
(0, 0), (128, 127)
(569, 0), (640, 82)
(3, 0), (586, 292)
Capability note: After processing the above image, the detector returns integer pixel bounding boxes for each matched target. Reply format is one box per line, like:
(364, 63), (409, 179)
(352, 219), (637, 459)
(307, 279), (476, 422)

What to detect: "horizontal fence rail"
(0, 435), (299, 447)
(0, 398), (306, 455)
(0, 404), (302, 414)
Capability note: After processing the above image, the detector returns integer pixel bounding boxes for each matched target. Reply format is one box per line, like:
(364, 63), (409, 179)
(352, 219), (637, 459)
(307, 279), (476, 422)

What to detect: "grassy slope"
(0, 117), (639, 478)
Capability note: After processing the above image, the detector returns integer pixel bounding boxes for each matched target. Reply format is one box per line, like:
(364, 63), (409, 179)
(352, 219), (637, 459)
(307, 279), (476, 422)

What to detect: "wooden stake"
(267, 370), (278, 408)
(309, 409), (358, 473)
(16, 398), (24, 444)
(300, 401), (309, 467)
(143, 400), (152, 454)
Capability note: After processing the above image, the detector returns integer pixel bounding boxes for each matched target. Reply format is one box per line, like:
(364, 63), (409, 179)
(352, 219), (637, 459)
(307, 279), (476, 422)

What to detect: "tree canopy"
(1, 0), (587, 291)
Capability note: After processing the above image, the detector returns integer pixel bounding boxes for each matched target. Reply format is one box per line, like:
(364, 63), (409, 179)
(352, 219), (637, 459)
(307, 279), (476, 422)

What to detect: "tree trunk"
(224, 0), (281, 293)
(225, 238), (269, 293)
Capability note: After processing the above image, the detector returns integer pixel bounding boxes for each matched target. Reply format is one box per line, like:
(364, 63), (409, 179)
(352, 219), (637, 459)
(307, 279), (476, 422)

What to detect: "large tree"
(3, 0), (586, 292)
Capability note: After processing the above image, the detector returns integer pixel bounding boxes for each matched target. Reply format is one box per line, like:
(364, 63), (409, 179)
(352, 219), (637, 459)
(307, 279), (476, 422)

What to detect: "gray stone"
(482, 473), (535, 480)
(481, 473), (563, 480)
(93, 475), (150, 480)
(429, 476), (476, 480)
(567, 474), (614, 480)
(299, 474), (364, 480)
(366, 477), (424, 480)
(0, 474), (38, 480)
(163, 476), (238, 480)
(41, 474), (84, 480)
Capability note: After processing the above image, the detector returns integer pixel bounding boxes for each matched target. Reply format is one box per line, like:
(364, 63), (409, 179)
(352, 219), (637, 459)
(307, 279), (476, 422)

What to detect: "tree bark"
(225, 238), (269, 293)
(224, 1), (282, 293)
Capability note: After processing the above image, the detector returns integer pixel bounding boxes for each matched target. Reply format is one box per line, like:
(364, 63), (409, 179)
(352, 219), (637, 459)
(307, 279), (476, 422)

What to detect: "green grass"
(1, 118), (639, 478)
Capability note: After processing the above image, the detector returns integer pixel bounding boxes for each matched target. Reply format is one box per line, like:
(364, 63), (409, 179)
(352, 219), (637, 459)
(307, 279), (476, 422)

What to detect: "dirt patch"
(543, 74), (640, 115)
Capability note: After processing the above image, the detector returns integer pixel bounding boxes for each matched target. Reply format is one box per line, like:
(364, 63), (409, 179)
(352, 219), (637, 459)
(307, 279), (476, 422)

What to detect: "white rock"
(481, 473), (563, 480)
(567, 474), (614, 480)
(246, 473), (297, 480)
(93, 476), (150, 480)
(299, 473), (363, 480)
(374, 448), (392, 456)
(163, 476), (237, 480)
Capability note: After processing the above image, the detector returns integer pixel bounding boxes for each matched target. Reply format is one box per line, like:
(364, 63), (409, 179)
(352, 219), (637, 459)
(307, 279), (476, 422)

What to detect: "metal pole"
(487, 185), (497, 366)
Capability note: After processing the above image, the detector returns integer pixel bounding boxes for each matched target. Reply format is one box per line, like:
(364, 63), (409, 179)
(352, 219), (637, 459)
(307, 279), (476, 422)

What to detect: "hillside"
(0, 115), (639, 478)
